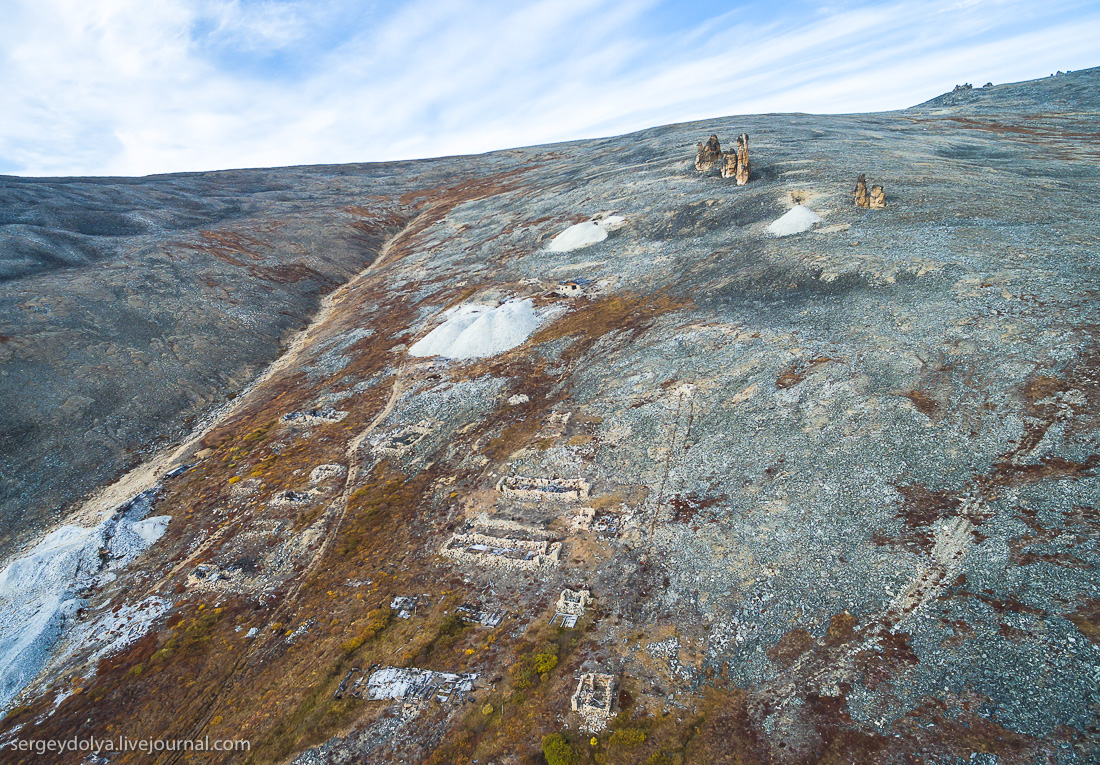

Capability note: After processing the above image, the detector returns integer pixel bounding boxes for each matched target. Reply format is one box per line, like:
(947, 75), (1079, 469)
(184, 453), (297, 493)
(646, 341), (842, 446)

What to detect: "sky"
(1, 0), (1098, 177)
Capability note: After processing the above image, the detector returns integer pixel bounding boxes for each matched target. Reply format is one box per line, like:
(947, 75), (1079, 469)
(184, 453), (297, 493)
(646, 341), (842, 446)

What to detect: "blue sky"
(1, 0), (1098, 177)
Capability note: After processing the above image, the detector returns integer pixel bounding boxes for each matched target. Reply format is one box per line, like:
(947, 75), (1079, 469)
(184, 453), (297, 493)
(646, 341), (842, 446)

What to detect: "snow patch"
(409, 299), (543, 360)
(766, 205), (821, 237)
(0, 490), (169, 710)
(547, 215), (625, 252)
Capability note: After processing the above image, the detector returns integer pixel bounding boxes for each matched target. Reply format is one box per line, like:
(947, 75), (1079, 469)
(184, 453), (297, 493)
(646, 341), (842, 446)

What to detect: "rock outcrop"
(720, 149), (738, 179)
(734, 133), (750, 185)
(694, 134), (722, 172)
(855, 175), (886, 209)
(716, 133), (750, 184)
(869, 184), (886, 208)
(854, 173), (869, 207)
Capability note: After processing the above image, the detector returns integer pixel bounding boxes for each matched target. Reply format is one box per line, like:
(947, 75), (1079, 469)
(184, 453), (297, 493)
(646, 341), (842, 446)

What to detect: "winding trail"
(155, 209), (439, 765)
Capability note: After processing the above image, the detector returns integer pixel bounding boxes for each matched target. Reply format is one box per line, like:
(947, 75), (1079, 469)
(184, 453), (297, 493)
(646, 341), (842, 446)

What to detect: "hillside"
(1, 68), (1099, 764)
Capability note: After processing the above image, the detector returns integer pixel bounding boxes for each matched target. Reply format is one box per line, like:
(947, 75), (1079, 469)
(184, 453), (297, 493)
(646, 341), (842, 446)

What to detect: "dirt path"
(156, 210), (435, 765)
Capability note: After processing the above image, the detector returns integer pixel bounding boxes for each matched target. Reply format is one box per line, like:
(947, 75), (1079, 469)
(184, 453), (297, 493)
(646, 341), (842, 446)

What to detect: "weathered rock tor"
(869, 183), (886, 208)
(2, 68), (1100, 764)
(735, 132), (751, 186)
(694, 134), (722, 172)
(854, 172), (869, 207)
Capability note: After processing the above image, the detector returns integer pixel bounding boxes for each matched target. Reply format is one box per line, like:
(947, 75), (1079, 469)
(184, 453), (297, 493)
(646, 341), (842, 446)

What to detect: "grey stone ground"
(3, 68), (1100, 762)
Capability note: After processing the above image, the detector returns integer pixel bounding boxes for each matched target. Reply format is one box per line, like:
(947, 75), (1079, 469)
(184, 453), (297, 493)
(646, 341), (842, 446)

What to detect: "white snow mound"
(766, 205), (821, 237)
(409, 299), (542, 360)
(547, 215), (625, 252)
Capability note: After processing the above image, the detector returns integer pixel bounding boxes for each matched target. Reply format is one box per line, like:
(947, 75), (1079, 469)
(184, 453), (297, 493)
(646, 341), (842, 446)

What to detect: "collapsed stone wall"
(441, 531), (562, 570)
(571, 672), (615, 730)
(497, 476), (590, 501)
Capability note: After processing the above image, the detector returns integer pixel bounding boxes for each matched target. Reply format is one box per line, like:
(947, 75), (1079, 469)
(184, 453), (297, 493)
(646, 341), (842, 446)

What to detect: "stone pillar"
(720, 150), (738, 179)
(854, 174), (869, 208)
(695, 135), (722, 172)
(735, 133), (750, 186)
(869, 185), (886, 209)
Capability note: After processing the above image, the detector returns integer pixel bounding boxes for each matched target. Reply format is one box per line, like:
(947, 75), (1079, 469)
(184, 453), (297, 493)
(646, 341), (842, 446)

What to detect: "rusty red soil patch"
(938, 575), (1046, 617)
(767, 628), (815, 669)
(874, 483), (963, 554)
(891, 694), (1044, 765)
(855, 629), (920, 690)
(669, 492), (726, 523)
(775, 356), (832, 390)
(396, 167), (534, 241)
(904, 389), (941, 418)
(988, 454), (1100, 488)
(1067, 599), (1100, 646)
(173, 228), (274, 266)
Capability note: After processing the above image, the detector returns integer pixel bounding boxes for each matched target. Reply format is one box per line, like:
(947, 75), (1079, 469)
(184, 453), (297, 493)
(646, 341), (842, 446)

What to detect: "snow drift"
(0, 490), (169, 710)
(766, 205), (821, 237)
(409, 299), (543, 360)
(547, 215), (625, 252)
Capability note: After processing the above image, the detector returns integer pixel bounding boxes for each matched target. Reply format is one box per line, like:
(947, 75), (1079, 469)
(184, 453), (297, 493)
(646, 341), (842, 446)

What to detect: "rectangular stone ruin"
(544, 411), (572, 436)
(456, 603), (506, 628)
(390, 595), (418, 619)
(442, 532), (561, 571)
(374, 420), (436, 456)
(335, 666), (477, 704)
(281, 408), (348, 427)
(497, 475), (590, 502)
(570, 507), (595, 531)
(552, 281), (585, 298)
(472, 513), (554, 537)
(186, 562), (254, 593)
(551, 588), (590, 628)
(571, 673), (615, 730)
(445, 535), (560, 570)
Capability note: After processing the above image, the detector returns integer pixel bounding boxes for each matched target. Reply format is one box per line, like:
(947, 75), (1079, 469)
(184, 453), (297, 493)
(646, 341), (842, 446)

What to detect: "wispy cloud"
(0, 0), (1097, 176)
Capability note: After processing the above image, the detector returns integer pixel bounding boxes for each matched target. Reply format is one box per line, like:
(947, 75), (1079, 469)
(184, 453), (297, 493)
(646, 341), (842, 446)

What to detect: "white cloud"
(0, 0), (1097, 176)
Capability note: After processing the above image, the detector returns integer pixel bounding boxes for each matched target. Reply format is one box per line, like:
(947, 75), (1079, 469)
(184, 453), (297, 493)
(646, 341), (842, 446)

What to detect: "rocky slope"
(1, 68), (1099, 764)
